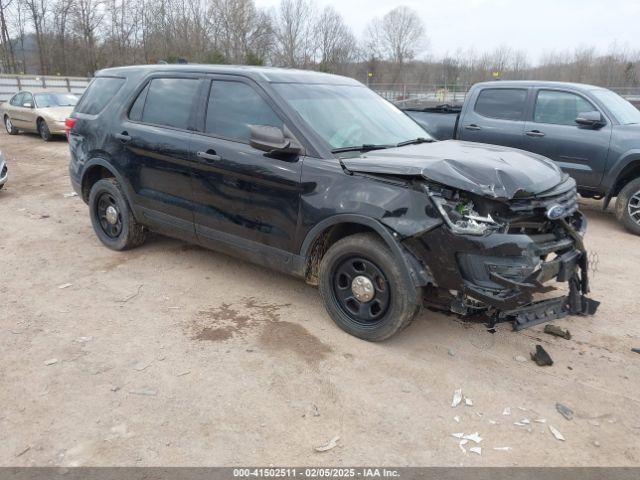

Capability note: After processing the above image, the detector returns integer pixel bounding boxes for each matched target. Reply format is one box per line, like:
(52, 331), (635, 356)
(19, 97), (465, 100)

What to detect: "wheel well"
(81, 165), (115, 202)
(36, 117), (45, 126)
(613, 160), (640, 197)
(304, 223), (379, 285)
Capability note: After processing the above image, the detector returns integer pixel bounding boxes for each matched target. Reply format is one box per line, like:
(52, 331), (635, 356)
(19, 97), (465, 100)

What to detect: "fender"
(299, 214), (434, 289)
(601, 150), (640, 209)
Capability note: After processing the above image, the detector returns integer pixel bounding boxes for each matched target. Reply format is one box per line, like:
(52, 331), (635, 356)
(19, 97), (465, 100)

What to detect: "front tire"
(318, 233), (421, 341)
(37, 119), (52, 142)
(89, 178), (146, 250)
(616, 177), (640, 235)
(4, 115), (18, 135)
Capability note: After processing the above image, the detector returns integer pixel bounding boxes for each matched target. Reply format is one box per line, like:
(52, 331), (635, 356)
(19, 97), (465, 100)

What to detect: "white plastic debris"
(63, 192), (78, 198)
(58, 283), (72, 289)
(452, 433), (464, 438)
(470, 447), (481, 455)
(534, 418), (547, 423)
(514, 422), (527, 427)
(464, 397), (474, 406)
(463, 432), (482, 444)
(315, 436), (339, 452)
(44, 358), (58, 366)
(459, 440), (467, 453)
(452, 388), (463, 407)
(454, 416), (460, 423)
(520, 418), (531, 425)
(488, 420), (497, 425)
(502, 407), (511, 416)
(549, 425), (565, 441)
(493, 447), (512, 451)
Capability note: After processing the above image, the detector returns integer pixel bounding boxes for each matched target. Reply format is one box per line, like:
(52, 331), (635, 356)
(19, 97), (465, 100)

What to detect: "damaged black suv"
(68, 65), (598, 341)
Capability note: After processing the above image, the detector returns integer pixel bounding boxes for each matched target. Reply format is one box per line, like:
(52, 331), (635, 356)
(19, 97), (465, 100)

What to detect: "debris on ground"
(314, 436), (339, 452)
(469, 447), (481, 455)
(128, 388), (157, 396)
(549, 425), (565, 441)
(459, 439), (467, 453)
(534, 418), (547, 423)
(118, 285), (143, 303)
(502, 407), (511, 416)
(44, 358), (58, 366)
(451, 388), (463, 407)
(16, 446), (31, 457)
(531, 345), (554, 366)
(63, 192), (78, 198)
(177, 370), (190, 377)
(452, 433), (464, 439)
(593, 440), (601, 447)
(514, 355), (527, 363)
(514, 418), (530, 426)
(588, 420), (600, 427)
(556, 403), (574, 420)
(57, 283), (72, 289)
(462, 432), (482, 444)
(488, 420), (497, 425)
(464, 397), (474, 406)
(453, 416), (460, 423)
(312, 404), (320, 417)
(448, 348), (456, 357)
(493, 447), (512, 451)
(133, 361), (152, 371)
(544, 324), (572, 340)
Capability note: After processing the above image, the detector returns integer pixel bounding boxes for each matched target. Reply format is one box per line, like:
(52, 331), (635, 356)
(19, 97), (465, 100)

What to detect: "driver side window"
(534, 90), (596, 126)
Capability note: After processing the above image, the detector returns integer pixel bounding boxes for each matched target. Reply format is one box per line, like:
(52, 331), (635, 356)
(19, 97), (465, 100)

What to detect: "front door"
(190, 77), (302, 258)
(523, 89), (612, 188)
(117, 76), (202, 240)
(11, 92), (36, 130)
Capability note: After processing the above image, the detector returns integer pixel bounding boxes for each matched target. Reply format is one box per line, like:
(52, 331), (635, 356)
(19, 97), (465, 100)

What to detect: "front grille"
(509, 181), (578, 218)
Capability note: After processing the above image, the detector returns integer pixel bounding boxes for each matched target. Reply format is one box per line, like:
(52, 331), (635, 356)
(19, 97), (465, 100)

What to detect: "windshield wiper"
(331, 144), (394, 154)
(396, 137), (434, 147)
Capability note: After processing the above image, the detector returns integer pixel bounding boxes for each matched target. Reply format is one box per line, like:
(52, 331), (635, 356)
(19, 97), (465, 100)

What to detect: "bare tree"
(0, 0), (17, 72)
(272, 0), (315, 68)
(23, 0), (49, 74)
(365, 6), (425, 65)
(314, 5), (355, 72)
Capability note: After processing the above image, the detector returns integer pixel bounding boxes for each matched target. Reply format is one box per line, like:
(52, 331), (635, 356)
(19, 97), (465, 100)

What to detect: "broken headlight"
(431, 195), (499, 236)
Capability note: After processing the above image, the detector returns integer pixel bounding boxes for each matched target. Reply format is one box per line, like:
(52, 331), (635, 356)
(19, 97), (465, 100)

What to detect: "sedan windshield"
(34, 93), (78, 108)
(272, 83), (431, 150)
(591, 89), (640, 125)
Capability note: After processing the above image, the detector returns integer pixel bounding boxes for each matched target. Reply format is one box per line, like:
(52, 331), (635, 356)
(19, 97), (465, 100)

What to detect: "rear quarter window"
(75, 77), (125, 115)
(474, 88), (528, 121)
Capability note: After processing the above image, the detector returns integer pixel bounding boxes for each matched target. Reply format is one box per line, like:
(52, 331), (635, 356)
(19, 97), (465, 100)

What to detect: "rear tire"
(615, 177), (640, 235)
(37, 119), (52, 142)
(89, 178), (146, 250)
(4, 115), (18, 135)
(318, 233), (421, 341)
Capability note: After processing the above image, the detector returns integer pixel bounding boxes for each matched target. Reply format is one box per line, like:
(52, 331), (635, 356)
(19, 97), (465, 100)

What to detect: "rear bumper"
(405, 211), (599, 329)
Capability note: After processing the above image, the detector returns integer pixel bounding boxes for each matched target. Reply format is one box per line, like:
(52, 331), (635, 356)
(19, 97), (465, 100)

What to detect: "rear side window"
(75, 77), (125, 114)
(205, 81), (282, 142)
(534, 90), (596, 126)
(474, 88), (527, 121)
(141, 78), (200, 129)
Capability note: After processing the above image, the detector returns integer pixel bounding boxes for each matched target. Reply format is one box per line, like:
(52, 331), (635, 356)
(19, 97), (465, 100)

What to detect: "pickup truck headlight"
(431, 195), (499, 236)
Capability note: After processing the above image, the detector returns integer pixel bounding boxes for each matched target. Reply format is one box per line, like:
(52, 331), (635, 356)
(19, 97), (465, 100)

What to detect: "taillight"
(64, 118), (76, 140)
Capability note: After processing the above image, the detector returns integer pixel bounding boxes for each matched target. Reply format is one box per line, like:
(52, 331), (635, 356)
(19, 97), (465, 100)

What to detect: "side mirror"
(575, 111), (605, 129)
(23, 102), (33, 108)
(249, 125), (302, 158)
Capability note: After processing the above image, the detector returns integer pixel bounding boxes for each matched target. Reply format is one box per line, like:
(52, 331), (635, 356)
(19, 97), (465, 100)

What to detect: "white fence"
(0, 74), (91, 102)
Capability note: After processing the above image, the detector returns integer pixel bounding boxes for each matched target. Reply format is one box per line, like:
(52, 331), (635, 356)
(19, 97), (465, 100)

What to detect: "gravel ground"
(1, 130), (639, 467)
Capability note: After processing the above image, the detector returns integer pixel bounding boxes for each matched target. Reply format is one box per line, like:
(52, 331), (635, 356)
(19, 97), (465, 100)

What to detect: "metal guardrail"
(0, 74), (91, 102)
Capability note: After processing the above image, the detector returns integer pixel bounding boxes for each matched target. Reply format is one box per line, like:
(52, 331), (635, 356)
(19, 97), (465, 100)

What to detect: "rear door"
(458, 87), (528, 149)
(118, 75), (202, 240)
(523, 89), (612, 188)
(190, 76), (302, 255)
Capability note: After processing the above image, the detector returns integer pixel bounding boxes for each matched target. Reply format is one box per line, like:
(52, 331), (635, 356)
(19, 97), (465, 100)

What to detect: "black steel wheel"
(89, 178), (146, 250)
(319, 233), (421, 341)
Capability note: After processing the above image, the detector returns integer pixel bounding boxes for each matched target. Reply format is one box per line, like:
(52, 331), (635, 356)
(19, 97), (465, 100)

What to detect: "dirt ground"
(1, 129), (639, 467)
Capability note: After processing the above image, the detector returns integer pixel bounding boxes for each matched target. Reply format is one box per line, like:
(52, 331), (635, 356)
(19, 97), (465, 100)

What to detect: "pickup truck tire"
(89, 178), (146, 250)
(615, 177), (640, 235)
(318, 233), (420, 341)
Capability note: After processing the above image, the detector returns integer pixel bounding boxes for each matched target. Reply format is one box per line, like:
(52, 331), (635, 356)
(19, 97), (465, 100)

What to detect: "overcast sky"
(256, 0), (639, 63)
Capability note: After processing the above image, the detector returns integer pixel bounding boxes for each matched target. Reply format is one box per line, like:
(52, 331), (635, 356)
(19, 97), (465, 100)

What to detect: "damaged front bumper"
(405, 211), (599, 330)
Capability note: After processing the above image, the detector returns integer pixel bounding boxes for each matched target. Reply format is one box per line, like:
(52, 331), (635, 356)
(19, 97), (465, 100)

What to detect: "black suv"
(68, 65), (598, 341)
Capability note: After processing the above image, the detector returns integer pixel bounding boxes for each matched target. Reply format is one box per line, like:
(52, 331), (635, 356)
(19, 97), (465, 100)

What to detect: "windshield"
(591, 89), (640, 125)
(34, 93), (78, 108)
(272, 83), (431, 150)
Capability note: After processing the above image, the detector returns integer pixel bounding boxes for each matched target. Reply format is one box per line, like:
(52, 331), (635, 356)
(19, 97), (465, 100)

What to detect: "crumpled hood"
(341, 140), (566, 199)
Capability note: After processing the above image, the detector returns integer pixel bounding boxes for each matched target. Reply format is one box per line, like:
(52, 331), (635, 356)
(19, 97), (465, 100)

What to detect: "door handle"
(526, 130), (545, 138)
(197, 150), (221, 162)
(115, 131), (132, 143)
(465, 124), (482, 131)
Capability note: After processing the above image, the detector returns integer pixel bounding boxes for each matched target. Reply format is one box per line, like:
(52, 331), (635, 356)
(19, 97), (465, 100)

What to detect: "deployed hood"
(341, 140), (566, 200)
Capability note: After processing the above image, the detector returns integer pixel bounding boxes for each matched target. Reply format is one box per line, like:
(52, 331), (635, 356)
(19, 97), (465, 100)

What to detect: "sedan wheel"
(4, 116), (18, 135)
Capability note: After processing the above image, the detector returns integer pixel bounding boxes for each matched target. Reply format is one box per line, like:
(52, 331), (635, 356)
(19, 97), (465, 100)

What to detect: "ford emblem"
(546, 204), (567, 220)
